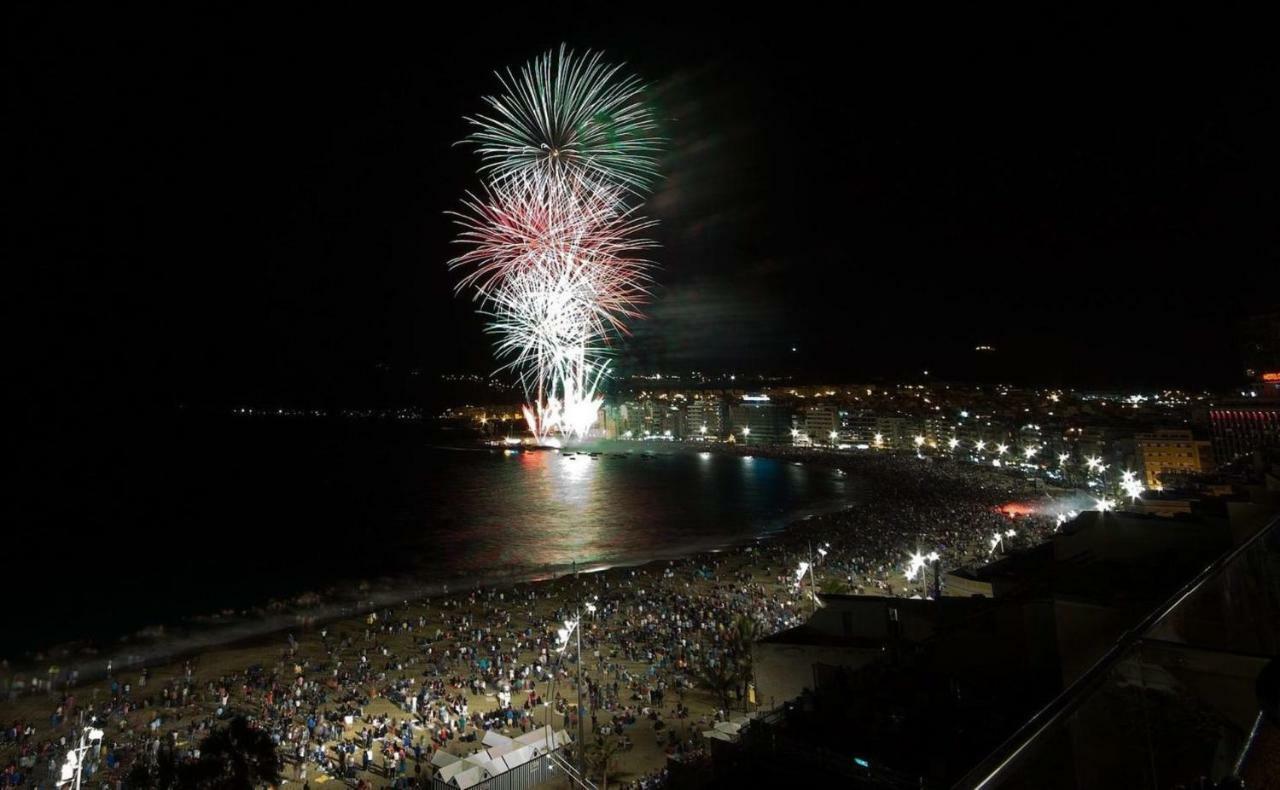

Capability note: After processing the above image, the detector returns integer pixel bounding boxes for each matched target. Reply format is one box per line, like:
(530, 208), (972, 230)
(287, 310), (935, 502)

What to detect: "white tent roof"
(514, 725), (567, 755)
(452, 765), (491, 790)
(437, 760), (468, 781)
(702, 729), (736, 742)
(482, 731), (513, 749)
(432, 750), (460, 768)
(514, 725), (553, 747)
(485, 742), (515, 760)
(437, 725), (569, 785)
(463, 754), (492, 768)
(715, 721), (742, 734)
(501, 745), (536, 770)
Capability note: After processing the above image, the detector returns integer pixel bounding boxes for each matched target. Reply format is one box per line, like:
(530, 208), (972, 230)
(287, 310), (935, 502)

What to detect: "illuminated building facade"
(687, 396), (726, 438)
(729, 394), (792, 445)
(1210, 404), (1280, 461)
(1136, 429), (1215, 487)
(801, 405), (839, 445)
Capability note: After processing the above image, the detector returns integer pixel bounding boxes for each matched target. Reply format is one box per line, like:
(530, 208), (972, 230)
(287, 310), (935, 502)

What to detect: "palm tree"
(186, 715), (282, 788)
(693, 653), (737, 710)
(819, 577), (850, 595)
(728, 615), (764, 701)
(124, 717), (280, 789)
(585, 736), (624, 790)
(125, 747), (181, 789)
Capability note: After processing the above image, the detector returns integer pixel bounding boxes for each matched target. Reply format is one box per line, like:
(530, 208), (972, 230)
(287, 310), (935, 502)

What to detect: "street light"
(59, 724), (104, 790)
(547, 600), (595, 786)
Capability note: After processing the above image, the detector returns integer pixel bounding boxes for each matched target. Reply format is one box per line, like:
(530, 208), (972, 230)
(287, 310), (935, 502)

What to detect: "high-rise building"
(1136, 429), (1215, 487)
(601, 403), (624, 439)
(802, 405), (839, 445)
(687, 396), (726, 439)
(661, 404), (687, 440)
(845, 411), (877, 444)
(873, 415), (925, 450)
(729, 395), (792, 445)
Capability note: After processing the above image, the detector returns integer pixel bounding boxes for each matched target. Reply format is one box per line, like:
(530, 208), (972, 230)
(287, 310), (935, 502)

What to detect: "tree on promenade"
(586, 735), (624, 790)
(694, 653), (738, 710)
(126, 716), (281, 789)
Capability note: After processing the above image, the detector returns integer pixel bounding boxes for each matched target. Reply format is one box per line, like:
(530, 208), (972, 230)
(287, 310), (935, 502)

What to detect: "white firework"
(464, 45), (662, 194)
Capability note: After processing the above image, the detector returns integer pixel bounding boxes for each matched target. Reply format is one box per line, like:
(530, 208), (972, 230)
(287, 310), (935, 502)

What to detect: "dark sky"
(10, 4), (1280, 417)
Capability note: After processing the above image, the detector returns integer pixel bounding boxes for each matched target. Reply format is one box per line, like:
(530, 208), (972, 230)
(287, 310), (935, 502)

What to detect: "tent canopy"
(482, 731), (513, 749)
(431, 750), (460, 768)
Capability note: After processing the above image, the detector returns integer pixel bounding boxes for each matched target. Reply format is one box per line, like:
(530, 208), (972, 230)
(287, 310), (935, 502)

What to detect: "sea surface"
(14, 415), (855, 655)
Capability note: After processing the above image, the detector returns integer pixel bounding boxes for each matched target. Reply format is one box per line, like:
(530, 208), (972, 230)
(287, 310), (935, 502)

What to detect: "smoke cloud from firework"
(450, 45), (662, 441)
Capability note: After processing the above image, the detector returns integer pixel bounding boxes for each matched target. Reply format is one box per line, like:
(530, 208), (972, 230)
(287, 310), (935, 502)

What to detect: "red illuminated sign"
(1263, 371), (1280, 383)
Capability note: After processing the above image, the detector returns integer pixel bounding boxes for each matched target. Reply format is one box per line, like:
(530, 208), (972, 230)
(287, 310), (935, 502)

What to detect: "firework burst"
(452, 47), (662, 442)
(464, 44), (661, 194)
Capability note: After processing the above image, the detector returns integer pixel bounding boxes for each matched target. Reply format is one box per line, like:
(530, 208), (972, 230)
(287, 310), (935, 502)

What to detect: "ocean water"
(12, 415), (854, 655)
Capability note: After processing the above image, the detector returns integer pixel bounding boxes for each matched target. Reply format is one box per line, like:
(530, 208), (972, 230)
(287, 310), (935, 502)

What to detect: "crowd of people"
(2, 450), (1057, 789)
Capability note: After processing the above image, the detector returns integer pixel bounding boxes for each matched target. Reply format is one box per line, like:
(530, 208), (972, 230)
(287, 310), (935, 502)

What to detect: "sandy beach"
(2, 448), (1056, 788)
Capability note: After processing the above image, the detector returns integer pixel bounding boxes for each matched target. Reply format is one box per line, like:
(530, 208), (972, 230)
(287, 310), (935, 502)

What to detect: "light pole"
(576, 605), (583, 776)
(545, 597), (598, 789)
(58, 724), (104, 790)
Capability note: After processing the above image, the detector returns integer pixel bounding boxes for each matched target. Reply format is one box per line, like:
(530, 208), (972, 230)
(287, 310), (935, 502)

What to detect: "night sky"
(11, 5), (1280, 422)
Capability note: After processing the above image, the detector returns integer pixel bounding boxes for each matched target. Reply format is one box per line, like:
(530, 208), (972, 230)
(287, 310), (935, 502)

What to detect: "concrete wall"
(751, 642), (881, 709)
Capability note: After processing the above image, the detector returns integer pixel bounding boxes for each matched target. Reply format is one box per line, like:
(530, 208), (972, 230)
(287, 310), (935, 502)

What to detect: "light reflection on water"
(409, 447), (855, 575)
(7, 421), (859, 651)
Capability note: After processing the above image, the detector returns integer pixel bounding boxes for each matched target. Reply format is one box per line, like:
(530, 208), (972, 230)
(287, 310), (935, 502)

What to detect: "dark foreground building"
(679, 454), (1280, 789)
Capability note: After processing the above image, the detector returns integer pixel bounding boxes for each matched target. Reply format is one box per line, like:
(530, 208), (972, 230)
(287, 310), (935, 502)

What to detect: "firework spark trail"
(452, 47), (662, 442)
(465, 45), (661, 195)
(450, 176), (656, 320)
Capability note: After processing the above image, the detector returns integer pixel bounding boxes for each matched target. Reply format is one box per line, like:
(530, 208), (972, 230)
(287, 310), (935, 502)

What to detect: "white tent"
(514, 725), (568, 755)
(715, 721), (742, 734)
(431, 750), (460, 769)
(437, 760), (468, 782)
(482, 731), (513, 749)
(501, 745), (536, 770)
(484, 741), (516, 761)
(434, 725), (571, 787)
(452, 765), (492, 789)
(702, 729), (736, 742)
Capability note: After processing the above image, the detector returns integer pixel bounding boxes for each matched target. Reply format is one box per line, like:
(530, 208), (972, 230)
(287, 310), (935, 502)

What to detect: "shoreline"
(3, 445), (863, 691)
(1, 445), (1054, 789)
